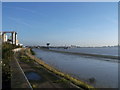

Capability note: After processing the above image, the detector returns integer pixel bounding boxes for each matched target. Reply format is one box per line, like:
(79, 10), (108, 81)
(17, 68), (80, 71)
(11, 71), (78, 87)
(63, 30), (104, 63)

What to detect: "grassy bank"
(30, 48), (35, 55)
(26, 48), (95, 90)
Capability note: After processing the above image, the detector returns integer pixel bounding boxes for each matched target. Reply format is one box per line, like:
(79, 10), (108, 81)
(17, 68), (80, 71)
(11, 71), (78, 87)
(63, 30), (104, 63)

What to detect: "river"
(32, 47), (118, 88)
(50, 47), (118, 56)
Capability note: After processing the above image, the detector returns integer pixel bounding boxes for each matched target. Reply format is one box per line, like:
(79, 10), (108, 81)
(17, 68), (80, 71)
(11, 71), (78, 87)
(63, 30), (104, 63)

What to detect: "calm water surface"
(50, 47), (118, 56)
(33, 48), (118, 88)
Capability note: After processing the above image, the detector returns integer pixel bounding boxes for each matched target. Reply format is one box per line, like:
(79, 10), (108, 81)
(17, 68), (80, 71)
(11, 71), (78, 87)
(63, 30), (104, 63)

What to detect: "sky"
(2, 2), (118, 46)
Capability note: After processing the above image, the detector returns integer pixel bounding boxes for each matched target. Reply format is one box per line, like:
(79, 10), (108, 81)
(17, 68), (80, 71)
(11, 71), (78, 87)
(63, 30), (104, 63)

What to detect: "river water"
(33, 47), (118, 88)
(50, 47), (118, 56)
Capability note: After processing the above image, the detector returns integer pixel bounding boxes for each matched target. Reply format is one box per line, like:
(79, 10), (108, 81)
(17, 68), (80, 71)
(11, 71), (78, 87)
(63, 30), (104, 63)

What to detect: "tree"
(46, 43), (50, 47)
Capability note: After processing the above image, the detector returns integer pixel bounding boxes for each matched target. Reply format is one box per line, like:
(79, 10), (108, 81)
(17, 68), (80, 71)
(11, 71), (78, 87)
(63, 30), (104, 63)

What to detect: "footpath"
(11, 51), (32, 89)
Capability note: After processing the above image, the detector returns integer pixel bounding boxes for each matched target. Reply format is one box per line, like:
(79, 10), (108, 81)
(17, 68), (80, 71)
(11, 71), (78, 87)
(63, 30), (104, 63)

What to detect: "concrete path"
(11, 52), (33, 89)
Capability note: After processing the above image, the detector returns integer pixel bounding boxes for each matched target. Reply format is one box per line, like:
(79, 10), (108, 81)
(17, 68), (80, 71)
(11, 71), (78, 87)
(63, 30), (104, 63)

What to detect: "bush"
(2, 42), (18, 88)
(30, 48), (35, 55)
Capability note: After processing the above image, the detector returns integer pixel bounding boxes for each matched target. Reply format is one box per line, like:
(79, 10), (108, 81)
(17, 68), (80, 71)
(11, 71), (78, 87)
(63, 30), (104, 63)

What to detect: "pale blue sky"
(2, 2), (118, 46)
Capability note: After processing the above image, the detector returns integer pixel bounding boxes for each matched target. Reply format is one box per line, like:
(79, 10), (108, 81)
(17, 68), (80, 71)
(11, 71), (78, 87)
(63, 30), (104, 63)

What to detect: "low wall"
(12, 48), (22, 52)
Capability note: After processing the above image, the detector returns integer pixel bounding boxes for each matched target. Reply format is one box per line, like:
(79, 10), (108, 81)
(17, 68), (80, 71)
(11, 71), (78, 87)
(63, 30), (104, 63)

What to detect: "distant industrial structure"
(0, 31), (22, 46)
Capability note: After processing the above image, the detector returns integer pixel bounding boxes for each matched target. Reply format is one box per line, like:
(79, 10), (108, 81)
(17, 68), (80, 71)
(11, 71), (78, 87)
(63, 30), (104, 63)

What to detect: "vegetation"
(20, 55), (34, 64)
(2, 42), (21, 89)
(53, 78), (69, 83)
(46, 43), (50, 47)
(30, 48), (35, 55)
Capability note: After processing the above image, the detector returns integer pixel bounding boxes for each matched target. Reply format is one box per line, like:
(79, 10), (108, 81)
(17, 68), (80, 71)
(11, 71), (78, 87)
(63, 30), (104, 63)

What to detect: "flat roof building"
(1, 31), (19, 45)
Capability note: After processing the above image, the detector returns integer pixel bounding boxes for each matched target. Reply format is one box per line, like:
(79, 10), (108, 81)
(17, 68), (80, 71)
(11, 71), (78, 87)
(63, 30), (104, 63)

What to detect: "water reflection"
(25, 72), (42, 81)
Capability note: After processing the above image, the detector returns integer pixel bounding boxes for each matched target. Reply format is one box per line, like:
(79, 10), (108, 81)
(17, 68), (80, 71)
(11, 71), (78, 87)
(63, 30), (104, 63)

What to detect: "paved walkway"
(10, 52), (32, 89)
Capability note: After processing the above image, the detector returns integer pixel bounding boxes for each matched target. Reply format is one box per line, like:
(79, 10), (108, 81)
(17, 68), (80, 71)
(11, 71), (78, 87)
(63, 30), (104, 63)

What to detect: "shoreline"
(39, 48), (118, 60)
(25, 48), (95, 89)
